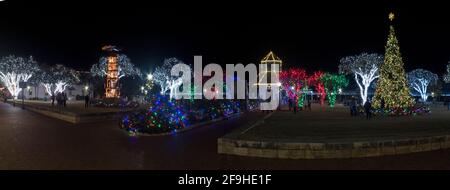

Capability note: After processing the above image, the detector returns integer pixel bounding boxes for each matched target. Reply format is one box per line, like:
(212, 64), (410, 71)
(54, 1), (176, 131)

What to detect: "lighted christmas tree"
(372, 13), (414, 109)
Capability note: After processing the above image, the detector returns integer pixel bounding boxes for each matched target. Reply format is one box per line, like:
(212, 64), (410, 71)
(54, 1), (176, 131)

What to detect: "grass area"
(236, 104), (450, 143)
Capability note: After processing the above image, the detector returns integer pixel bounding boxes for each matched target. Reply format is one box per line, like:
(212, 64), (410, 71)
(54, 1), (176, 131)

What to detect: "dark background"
(0, 0), (449, 75)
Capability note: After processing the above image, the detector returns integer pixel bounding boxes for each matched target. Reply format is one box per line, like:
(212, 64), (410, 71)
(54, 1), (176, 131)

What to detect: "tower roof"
(102, 45), (120, 52)
(261, 51), (282, 64)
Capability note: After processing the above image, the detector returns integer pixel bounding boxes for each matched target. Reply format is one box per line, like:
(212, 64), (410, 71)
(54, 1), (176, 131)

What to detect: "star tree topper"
(389, 12), (395, 21)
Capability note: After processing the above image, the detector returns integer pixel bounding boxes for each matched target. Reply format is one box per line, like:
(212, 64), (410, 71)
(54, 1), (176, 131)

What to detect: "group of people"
(51, 92), (68, 107)
(288, 98), (312, 114)
(349, 98), (374, 120)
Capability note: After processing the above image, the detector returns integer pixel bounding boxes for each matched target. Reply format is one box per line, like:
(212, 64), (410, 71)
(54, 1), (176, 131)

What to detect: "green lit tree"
(372, 21), (414, 109)
(320, 73), (348, 107)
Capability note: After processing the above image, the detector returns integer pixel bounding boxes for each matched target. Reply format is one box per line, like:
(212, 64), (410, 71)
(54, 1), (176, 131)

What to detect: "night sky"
(0, 0), (449, 75)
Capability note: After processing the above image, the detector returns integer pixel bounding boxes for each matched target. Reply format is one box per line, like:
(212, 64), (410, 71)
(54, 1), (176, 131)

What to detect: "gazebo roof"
(261, 51), (282, 64)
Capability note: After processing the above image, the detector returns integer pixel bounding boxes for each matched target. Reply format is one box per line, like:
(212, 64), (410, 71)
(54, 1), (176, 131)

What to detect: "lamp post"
(84, 85), (89, 97)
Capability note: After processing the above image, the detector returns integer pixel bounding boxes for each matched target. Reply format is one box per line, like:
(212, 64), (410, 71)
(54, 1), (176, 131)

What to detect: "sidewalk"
(5, 99), (142, 123)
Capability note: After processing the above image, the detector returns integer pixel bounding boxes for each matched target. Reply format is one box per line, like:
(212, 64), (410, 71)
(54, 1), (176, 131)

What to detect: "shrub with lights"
(120, 94), (245, 135)
(120, 94), (188, 134)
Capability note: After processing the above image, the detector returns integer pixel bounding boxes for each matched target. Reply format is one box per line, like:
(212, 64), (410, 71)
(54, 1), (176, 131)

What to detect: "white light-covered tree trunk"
(411, 78), (430, 102)
(54, 81), (68, 94)
(0, 72), (33, 99)
(339, 53), (383, 105)
(42, 83), (54, 96)
(169, 78), (183, 100)
(354, 65), (379, 105)
(42, 81), (68, 96)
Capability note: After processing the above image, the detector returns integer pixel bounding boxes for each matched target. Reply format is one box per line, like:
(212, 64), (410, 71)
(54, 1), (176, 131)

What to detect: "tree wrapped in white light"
(90, 54), (142, 79)
(41, 64), (80, 96)
(444, 63), (450, 83)
(0, 55), (39, 99)
(339, 53), (383, 105)
(153, 58), (184, 98)
(407, 69), (438, 102)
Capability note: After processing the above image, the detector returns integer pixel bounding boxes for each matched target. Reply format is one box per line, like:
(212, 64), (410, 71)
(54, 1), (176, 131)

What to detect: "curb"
(5, 101), (133, 124)
(218, 135), (450, 159)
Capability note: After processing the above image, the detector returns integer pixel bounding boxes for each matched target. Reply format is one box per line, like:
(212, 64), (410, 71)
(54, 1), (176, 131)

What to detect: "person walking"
(364, 100), (372, 120)
(85, 95), (90, 108)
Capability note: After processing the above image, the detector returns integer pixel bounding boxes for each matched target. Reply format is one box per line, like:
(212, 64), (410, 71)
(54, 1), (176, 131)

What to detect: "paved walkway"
(2, 102), (450, 169)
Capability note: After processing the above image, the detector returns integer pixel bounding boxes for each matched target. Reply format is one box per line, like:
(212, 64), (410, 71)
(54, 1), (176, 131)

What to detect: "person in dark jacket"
(51, 95), (55, 106)
(364, 100), (372, 120)
(85, 95), (90, 108)
(288, 98), (292, 111)
(62, 93), (67, 107)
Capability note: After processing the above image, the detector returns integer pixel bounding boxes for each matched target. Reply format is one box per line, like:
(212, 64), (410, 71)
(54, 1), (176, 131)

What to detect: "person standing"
(85, 95), (90, 108)
(447, 99), (450, 111)
(307, 99), (311, 111)
(352, 98), (358, 116)
(293, 101), (297, 114)
(63, 93), (67, 107)
(51, 95), (55, 106)
(288, 98), (292, 111)
(364, 100), (372, 120)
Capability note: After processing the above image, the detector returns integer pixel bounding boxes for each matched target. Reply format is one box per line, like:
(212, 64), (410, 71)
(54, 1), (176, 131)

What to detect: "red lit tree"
(308, 71), (326, 106)
(280, 68), (308, 107)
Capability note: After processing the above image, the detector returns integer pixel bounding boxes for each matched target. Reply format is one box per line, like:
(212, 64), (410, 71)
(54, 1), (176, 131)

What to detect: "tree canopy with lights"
(407, 69), (438, 102)
(339, 53), (383, 105)
(372, 25), (414, 109)
(90, 54), (142, 79)
(40, 64), (80, 96)
(153, 57), (184, 97)
(444, 63), (450, 83)
(280, 68), (307, 99)
(308, 71), (326, 105)
(320, 73), (348, 107)
(0, 55), (40, 99)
